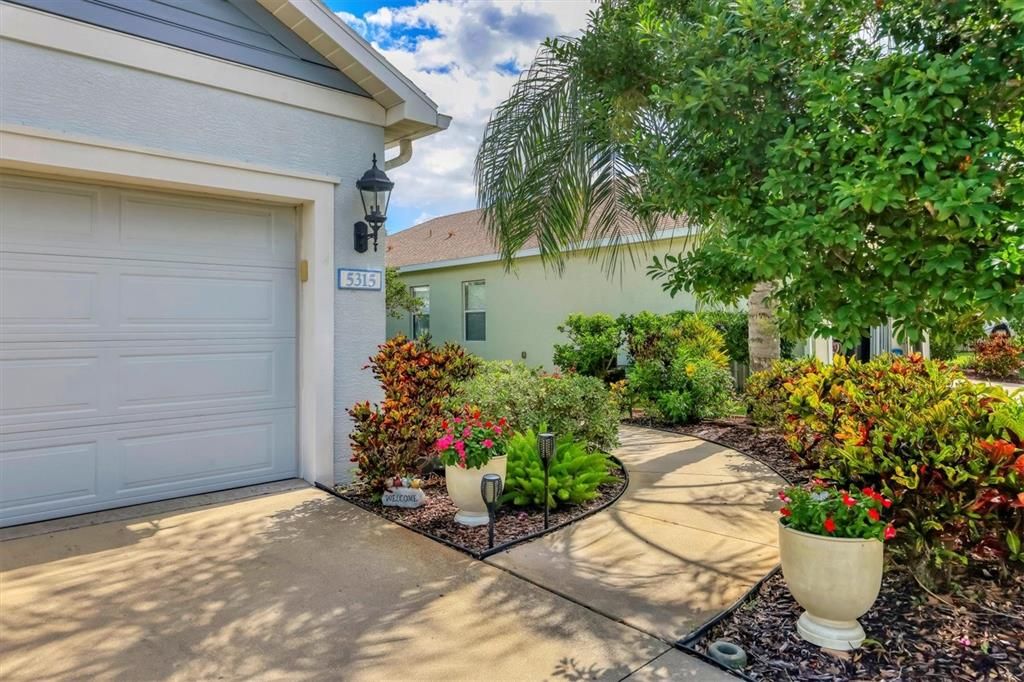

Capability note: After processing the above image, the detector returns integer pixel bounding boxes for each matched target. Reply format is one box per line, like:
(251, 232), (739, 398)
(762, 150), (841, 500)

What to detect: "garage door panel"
(0, 354), (103, 421)
(119, 192), (295, 265)
(1, 340), (295, 432)
(0, 410), (295, 525)
(120, 267), (294, 332)
(2, 176), (295, 269)
(0, 262), (102, 332)
(0, 441), (100, 511)
(0, 253), (295, 342)
(0, 176), (100, 244)
(116, 413), (290, 493)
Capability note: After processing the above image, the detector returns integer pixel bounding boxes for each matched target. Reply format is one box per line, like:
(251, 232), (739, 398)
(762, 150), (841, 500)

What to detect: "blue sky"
(325, 1), (594, 232)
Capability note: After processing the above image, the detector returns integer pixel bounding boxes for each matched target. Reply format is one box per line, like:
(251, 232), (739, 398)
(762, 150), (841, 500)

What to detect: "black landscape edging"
(673, 566), (783, 680)
(317, 453), (629, 561)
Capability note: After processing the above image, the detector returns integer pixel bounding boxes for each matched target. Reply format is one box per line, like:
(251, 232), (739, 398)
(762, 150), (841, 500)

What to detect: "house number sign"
(337, 268), (383, 291)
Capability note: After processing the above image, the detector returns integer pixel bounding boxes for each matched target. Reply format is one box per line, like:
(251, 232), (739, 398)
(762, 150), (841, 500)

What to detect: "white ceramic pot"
(445, 456), (507, 527)
(778, 521), (883, 650)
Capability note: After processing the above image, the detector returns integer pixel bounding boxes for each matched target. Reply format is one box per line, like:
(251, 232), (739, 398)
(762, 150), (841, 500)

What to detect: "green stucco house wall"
(386, 210), (701, 369)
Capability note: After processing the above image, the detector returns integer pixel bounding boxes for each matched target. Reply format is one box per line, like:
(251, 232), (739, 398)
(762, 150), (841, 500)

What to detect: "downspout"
(385, 139), (413, 170)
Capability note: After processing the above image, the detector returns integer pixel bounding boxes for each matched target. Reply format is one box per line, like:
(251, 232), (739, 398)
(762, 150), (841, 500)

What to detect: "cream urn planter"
(778, 521), (883, 650)
(445, 456), (507, 526)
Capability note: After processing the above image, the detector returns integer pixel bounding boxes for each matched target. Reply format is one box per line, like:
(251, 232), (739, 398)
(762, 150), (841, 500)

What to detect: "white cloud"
(337, 1), (593, 231)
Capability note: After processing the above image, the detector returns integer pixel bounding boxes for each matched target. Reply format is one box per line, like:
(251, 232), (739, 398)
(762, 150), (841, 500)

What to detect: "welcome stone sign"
(382, 486), (426, 508)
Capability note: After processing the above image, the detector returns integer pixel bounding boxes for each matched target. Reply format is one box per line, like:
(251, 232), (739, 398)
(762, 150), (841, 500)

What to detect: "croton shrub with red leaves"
(348, 335), (478, 497)
(971, 335), (1024, 379)
(779, 481), (895, 542)
(776, 353), (1023, 580)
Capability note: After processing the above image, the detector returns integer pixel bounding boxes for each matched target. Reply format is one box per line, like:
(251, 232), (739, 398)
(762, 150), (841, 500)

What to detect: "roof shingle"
(385, 208), (687, 268)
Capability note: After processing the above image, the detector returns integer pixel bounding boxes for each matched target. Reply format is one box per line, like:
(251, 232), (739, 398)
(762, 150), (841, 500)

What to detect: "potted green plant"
(778, 481), (896, 650)
(435, 407), (510, 526)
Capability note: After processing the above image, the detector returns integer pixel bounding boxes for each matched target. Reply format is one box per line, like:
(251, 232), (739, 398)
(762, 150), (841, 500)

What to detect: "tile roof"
(385, 208), (688, 268)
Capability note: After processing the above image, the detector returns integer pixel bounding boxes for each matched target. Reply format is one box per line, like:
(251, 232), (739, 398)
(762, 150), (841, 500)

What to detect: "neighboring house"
(385, 210), (929, 373)
(803, 323), (931, 363)
(385, 209), (702, 367)
(0, 0), (449, 525)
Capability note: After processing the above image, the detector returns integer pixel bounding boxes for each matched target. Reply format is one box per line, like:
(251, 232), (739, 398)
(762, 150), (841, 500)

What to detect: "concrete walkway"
(488, 425), (785, 643)
(0, 479), (730, 681)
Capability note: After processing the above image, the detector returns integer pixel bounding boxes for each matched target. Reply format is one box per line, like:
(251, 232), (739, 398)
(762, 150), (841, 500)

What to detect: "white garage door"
(0, 173), (298, 526)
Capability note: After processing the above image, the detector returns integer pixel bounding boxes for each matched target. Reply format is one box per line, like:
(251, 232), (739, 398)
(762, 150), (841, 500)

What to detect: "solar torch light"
(480, 473), (503, 549)
(538, 432), (556, 530)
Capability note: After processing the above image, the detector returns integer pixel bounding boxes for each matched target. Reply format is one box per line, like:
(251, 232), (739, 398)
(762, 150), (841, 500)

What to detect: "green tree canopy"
(385, 266), (422, 319)
(477, 0), (1024, 344)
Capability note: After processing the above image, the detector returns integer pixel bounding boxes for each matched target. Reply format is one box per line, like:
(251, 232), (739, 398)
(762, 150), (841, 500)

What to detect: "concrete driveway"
(0, 483), (727, 681)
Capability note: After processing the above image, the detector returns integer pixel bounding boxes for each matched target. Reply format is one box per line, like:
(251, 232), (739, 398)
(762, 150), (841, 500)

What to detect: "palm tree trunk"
(748, 281), (780, 373)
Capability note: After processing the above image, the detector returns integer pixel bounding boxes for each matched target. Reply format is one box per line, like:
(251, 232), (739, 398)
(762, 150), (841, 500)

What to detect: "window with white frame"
(411, 285), (430, 339)
(463, 280), (486, 341)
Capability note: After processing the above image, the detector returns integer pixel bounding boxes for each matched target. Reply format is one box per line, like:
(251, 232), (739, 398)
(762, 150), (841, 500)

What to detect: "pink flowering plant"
(779, 480), (895, 542)
(435, 406), (510, 469)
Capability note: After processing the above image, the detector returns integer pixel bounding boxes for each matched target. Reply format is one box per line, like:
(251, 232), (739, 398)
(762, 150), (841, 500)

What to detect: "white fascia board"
(394, 226), (697, 273)
(275, 0), (451, 139)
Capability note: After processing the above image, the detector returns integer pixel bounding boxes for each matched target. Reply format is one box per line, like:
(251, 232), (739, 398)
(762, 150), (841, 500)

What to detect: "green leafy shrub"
(780, 354), (1024, 578)
(744, 358), (817, 427)
(928, 314), (986, 361)
(502, 428), (618, 509)
(693, 311), (748, 364)
(552, 313), (624, 380)
(622, 314), (735, 424)
(970, 336), (1024, 379)
(779, 482), (895, 541)
(348, 335), (478, 496)
(457, 362), (619, 452)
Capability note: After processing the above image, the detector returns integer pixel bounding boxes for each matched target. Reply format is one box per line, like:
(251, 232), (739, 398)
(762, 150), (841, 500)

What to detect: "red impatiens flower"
(884, 524), (897, 540)
(778, 491), (791, 503)
(780, 507), (792, 517)
(868, 508), (881, 522)
(842, 493), (856, 507)
(823, 517), (836, 534)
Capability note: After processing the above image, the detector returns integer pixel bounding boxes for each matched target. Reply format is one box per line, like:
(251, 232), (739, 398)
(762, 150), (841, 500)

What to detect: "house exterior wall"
(387, 238), (701, 369)
(0, 37), (386, 482)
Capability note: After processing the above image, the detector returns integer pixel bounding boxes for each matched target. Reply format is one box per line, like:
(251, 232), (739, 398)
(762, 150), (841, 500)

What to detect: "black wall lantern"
(354, 154), (394, 253)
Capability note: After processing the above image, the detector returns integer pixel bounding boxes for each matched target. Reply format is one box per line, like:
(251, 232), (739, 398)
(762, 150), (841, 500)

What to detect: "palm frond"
(474, 43), (667, 276)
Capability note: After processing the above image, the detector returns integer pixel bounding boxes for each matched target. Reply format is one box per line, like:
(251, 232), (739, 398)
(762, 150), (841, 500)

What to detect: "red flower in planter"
(884, 524), (897, 540)
(780, 507), (792, 517)
(842, 493), (856, 507)
(823, 517), (836, 534)
(868, 508), (881, 522)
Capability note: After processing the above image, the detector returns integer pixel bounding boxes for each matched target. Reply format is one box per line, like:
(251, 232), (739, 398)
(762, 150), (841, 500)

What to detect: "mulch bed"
(337, 467), (626, 555)
(641, 416), (1024, 681)
(965, 370), (1024, 386)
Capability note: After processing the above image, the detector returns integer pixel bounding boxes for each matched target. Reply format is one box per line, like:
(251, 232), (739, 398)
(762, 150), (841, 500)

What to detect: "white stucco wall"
(0, 39), (387, 482)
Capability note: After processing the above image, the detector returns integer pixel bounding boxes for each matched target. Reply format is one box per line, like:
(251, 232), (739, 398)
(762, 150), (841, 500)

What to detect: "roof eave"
(256, 0), (450, 143)
(389, 226), (697, 272)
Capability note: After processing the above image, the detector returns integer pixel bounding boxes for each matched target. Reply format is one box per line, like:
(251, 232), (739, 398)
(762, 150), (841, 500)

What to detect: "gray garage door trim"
(0, 173), (299, 526)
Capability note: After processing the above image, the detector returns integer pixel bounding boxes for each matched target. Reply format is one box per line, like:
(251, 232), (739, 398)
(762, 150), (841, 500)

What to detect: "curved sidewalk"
(486, 424), (785, 644)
